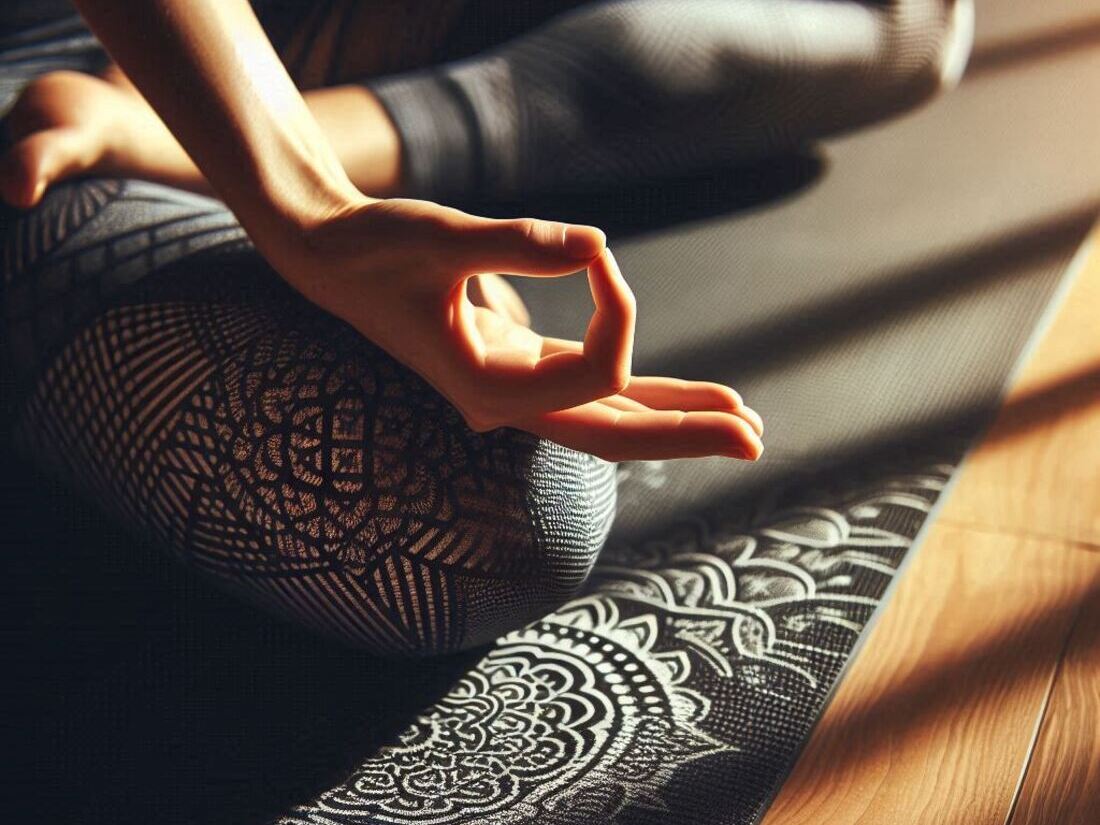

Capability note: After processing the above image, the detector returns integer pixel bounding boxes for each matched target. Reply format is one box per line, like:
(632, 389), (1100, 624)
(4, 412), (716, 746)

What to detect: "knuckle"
(513, 218), (541, 245)
(601, 286), (637, 324)
(617, 286), (638, 320)
(599, 364), (631, 395)
(716, 385), (742, 408)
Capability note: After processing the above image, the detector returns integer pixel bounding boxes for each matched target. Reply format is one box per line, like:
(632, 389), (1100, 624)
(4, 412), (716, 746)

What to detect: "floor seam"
(936, 517), (1100, 552)
(1001, 593), (1090, 825)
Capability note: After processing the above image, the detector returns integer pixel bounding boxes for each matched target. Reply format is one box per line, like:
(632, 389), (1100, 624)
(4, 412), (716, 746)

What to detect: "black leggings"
(0, 0), (969, 654)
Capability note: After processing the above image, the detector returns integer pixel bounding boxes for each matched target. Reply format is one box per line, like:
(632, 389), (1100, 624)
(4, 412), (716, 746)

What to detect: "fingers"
(440, 207), (607, 276)
(528, 402), (764, 463)
(620, 377), (763, 437)
(537, 340), (764, 437)
(448, 250), (636, 426)
(582, 248), (635, 393)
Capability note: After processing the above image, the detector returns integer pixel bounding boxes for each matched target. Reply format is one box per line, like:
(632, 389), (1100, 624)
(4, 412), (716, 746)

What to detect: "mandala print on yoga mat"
(280, 455), (954, 825)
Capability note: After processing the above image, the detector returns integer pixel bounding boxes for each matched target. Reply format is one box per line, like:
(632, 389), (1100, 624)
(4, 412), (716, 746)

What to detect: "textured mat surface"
(3, 1), (1100, 824)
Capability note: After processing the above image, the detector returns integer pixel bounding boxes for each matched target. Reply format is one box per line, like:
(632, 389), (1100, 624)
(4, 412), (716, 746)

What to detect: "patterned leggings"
(0, 0), (968, 655)
(3, 178), (618, 654)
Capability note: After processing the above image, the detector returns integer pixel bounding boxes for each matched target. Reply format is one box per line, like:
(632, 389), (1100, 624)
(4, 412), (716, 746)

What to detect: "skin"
(1, 0), (764, 462)
(0, 67), (403, 203)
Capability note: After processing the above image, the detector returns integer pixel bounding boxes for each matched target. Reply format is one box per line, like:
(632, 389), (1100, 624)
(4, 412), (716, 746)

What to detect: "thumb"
(447, 213), (607, 277)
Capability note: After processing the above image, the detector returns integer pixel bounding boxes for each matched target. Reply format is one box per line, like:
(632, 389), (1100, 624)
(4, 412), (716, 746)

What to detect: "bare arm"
(97, 62), (401, 197)
(71, 0), (361, 263)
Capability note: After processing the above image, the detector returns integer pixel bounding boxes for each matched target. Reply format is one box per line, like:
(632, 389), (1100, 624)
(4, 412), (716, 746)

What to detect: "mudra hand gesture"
(282, 197), (764, 462)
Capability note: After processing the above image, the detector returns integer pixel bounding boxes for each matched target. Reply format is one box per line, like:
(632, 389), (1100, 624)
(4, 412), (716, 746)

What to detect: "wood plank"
(1009, 570), (1100, 825)
(760, 527), (1100, 825)
(939, 227), (1100, 546)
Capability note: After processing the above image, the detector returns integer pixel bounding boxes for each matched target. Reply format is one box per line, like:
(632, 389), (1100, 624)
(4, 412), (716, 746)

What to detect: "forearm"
(103, 63), (401, 198)
(73, 0), (363, 265)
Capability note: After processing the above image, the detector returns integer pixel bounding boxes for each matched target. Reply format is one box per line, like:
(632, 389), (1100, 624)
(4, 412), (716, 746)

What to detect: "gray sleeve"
(366, 0), (973, 201)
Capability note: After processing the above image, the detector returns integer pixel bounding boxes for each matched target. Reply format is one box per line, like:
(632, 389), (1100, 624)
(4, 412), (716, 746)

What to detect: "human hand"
(282, 197), (764, 462)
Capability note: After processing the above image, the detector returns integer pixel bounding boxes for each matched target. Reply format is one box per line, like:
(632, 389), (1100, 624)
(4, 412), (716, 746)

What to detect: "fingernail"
(563, 224), (606, 259)
(739, 438), (764, 461)
(742, 406), (764, 437)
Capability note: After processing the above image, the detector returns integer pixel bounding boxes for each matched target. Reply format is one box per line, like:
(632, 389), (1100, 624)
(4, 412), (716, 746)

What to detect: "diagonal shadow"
(982, 362), (1100, 447)
(638, 202), (1099, 383)
(966, 17), (1100, 80)
(764, 573), (1100, 824)
(459, 150), (826, 240)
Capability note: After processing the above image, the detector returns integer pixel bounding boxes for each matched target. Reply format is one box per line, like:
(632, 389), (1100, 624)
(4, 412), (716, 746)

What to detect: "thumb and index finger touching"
(442, 212), (639, 421)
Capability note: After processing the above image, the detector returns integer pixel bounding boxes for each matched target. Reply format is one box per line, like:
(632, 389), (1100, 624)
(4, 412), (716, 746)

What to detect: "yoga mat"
(2, 1), (1099, 823)
(275, 1), (1100, 822)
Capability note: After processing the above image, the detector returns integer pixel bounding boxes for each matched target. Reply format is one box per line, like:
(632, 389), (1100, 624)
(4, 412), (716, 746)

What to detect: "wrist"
(237, 138), (373, 276)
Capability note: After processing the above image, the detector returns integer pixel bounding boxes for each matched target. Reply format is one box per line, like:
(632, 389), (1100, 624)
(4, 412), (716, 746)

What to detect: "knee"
(464, 437), (619, 644)
(210, 324), (618, 656)
(889, 0), (975, 101)
(400, 435), (620, 656)
(301, 435), (618, 657)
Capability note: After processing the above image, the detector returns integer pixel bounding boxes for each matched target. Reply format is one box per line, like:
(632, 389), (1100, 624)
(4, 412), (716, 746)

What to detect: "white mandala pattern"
(281, 462), (951, 825)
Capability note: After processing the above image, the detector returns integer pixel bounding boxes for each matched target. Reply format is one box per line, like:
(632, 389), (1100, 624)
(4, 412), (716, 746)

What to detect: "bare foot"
(0, 69), (201, 208)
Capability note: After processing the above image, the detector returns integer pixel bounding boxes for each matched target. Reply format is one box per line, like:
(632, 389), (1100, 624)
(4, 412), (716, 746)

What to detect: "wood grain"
(1009, 572), (1100, 825)
(763, 222), (1100, 824)
(760, 527), (1100, 825)
(939, 228), (1100, 546)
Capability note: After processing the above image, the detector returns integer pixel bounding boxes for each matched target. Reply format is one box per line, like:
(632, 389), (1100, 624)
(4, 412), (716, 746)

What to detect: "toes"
(0, 129), (84, 208)
(0, 139), (43, 208)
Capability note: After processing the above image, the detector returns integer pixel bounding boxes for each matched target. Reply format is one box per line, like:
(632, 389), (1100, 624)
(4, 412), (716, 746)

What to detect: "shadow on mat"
(638, 200), (1100, 384)
(461, 150), (826, 240)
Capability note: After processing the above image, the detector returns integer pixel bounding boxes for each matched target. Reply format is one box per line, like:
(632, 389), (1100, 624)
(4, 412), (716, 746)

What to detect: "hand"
(282, 197), (764, 462)
(1, 76), (763, 462)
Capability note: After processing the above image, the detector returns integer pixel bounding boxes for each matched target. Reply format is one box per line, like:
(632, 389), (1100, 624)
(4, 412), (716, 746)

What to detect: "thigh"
(265, 0), (590, 89)
(266, 0), (470, 89)
(4, 178), (618, 653)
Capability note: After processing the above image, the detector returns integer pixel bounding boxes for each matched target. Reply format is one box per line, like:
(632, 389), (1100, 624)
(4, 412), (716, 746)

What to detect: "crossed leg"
(3, 177), (618, 655)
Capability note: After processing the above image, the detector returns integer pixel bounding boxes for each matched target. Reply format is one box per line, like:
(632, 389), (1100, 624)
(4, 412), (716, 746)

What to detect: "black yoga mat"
(2, 2), (1099, 824)
(274, 1), (1100, 822)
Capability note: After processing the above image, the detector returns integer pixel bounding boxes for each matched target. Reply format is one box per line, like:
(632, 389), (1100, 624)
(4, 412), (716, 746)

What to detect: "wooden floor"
(762, 222), (1100, 825)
